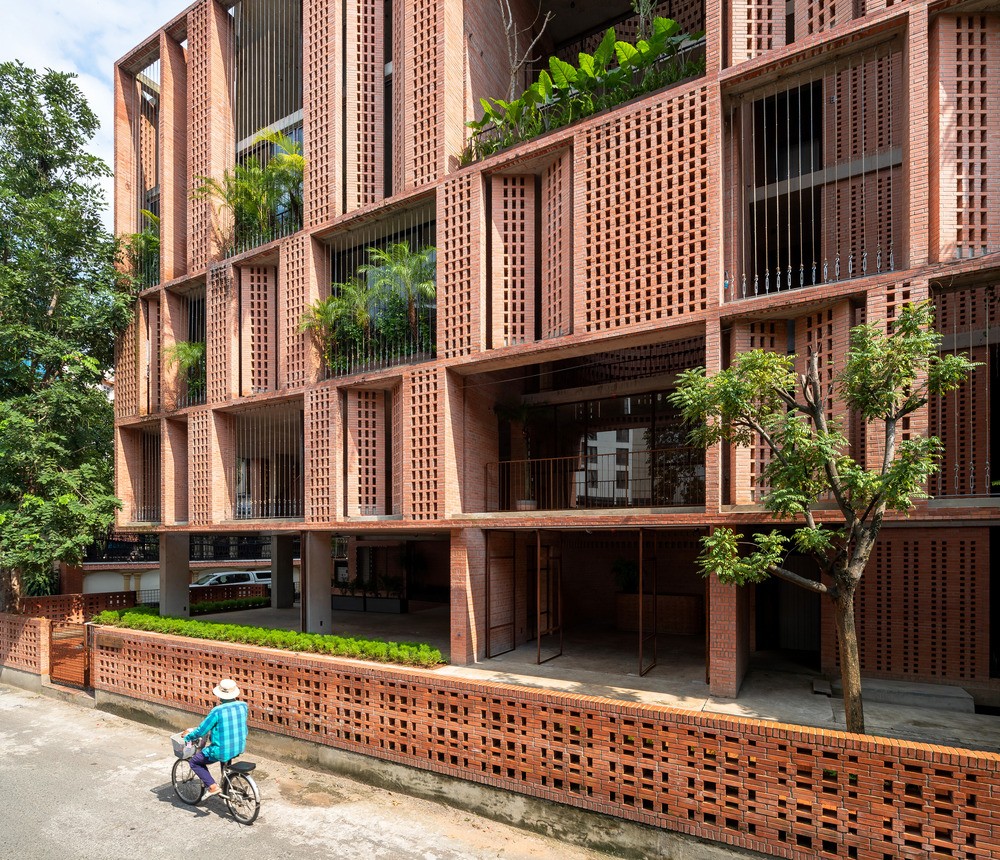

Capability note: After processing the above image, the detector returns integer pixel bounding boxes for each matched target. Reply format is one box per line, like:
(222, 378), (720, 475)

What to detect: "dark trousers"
(189, 750), (219, 788)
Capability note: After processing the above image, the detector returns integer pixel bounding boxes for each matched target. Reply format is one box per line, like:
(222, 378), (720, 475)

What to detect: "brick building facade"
(114, 0), (1000, 701)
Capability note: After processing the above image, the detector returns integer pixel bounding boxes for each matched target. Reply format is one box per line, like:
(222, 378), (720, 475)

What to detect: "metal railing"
(484, 447), (705, 512)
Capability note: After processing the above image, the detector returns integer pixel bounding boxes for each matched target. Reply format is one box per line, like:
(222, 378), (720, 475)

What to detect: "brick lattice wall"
(188, 408), (212, 525)
(90, 626), (1000, 859)
(406, 367), (441, 520)
(303, 0), (340, 227)
(18, 592), (137, 623)
(824, 527), (990, 683)
(579, 83), (708, 333)
(542, 151), (572, 339)
(115, 320), (139, 419)
(0, 613), (48, 674)
(438, 172), (482, 358)
(305, 384), (336, 522)
(207, 264), (234, 402)
(346, 0), (384, 209)
(240, 266), (276, 395)
(491, 175), (535, 347)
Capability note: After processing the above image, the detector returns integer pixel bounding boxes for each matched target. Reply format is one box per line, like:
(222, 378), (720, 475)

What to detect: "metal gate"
(535, 532), (563, 664)
(50, 622), (89, 687)
(486, 531), (516, 657)
(638, 529), (658, 676)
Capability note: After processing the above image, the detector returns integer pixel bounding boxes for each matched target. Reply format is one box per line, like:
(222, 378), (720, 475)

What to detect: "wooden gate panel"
(50, 622), (89, 687)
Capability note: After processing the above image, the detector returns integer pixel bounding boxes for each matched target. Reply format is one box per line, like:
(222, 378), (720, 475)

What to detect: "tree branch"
(769, 563), (829, 595)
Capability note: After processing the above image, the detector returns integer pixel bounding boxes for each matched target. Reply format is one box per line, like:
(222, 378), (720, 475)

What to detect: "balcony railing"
(484, 447), (705, 513)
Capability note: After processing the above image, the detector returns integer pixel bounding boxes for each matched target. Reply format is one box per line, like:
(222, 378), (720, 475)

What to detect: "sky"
(0, 0), (186, 229)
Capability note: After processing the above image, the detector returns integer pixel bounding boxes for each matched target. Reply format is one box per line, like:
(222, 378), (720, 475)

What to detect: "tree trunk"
(0, 569), (17, 614)
(833, 585), (865, 733)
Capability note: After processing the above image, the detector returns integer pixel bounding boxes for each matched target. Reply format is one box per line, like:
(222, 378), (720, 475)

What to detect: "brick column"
(450, 527), (486, 664)
(159, 31), (187, 281)
(271, 533), (296, 609)
(301, 531), (332, 634)
(703, 318), (723, 513)
(905, 5), (931, 268)
(162, 418), (189, 524)
(113, 64), (138, 239)
(707, 571), (750, 697)
(160, 532), (191, 618)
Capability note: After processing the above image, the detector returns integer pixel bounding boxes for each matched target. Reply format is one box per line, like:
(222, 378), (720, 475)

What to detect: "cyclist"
(184, 679), (249, 797)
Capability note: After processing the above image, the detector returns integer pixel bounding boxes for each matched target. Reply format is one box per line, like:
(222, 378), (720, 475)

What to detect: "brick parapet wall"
(90, 624), (1000, 859)
(17, 592), (137, 623)
(0, 613), (49, 675)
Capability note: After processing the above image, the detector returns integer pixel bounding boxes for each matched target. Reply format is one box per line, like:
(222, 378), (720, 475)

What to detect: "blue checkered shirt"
(186, 700), (248, 762)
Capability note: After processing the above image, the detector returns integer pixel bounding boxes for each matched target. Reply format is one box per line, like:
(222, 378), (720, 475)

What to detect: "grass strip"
(92, 607), (445, 668)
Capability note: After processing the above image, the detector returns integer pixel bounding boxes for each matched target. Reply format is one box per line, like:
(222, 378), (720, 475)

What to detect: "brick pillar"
(905, 5), (931, 269)
(160, 31), (188, 281)
(210, 410), (233, 522)
(271, 533), (296, 609)
(707, 571), (750, 697)
(113, 64), (138, 239)
(450, 528), (485, 665)
(160, 532), (191, 618)
(301, 531), (332, 634)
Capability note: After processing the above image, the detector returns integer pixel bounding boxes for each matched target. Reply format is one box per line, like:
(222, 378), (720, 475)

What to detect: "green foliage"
(670, 301), (978, 590)
(163, 339), (206, 400)
(191, 129), (304, 255)
(92, 608), (445, 668)
(463, 17), (704, 163)
(124, 210), (160, 287)
(190, 596), (270, 615)
(0, 62), (136, 606)
(300, 242), (436, 374)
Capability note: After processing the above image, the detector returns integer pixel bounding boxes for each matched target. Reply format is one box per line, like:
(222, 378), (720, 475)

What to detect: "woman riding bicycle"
(184, 679), (249, 797)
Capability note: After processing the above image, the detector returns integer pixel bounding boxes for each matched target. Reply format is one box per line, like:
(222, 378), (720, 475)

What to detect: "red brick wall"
(303, 0), (341, 227)
(577, 81), (709, 333)
(933, 14), (1000, 263)
(305, 383), (339, 522)
(0, 613), (48, 675)
(438, 172), (485, 359)
(823, 527), (991, 683)
(490, 174), (535, 347)
(91, 624), (1000, 859)
(18, 592), (137, 623)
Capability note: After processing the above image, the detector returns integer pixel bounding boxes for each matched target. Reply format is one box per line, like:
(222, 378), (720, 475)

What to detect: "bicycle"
(170, 734), (261, 825)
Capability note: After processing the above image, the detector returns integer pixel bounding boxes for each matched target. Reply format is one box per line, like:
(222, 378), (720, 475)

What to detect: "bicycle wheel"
(172, 758), (206, 804)
(224, 773), (260, 825)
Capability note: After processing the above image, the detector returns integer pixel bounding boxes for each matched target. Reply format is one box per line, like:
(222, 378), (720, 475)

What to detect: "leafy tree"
(669, 302), (976, 733)
(0, 62), (137, 609)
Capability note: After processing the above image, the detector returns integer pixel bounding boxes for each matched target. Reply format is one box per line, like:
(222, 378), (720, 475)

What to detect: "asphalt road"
(0, 684), (609, 860)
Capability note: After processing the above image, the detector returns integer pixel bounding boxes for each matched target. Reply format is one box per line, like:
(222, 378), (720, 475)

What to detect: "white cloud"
(0, 0), (185, 230)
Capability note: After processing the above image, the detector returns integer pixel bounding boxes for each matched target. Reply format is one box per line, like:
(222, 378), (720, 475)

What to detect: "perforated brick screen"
(303, 0), (338, 227)
(91, 626), (1000, 860)
(305, 385), (336, 522)
(542, 152), (572, 339)
(115, 320), (139, 419)
(580, 83), (708, 332)
(241, 266), (275, 394)
(207, 265), (233, 402)
(347, 0), (384, 209)
(837, 528), (991, 683)
(491, 175), (534, 347)
(407, 367), (440, 520)
(439, 173), (480, 358)
(281, 234), (313, 388)
(0, 613), (47, 674)
(186, 0), (211, 270)
(188, 408), (212, 525)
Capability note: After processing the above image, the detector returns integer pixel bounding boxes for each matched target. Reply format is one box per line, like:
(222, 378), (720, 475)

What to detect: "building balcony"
(483, 447), (705, 514)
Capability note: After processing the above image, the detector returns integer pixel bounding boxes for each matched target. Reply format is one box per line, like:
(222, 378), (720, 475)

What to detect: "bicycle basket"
(170, 732), (197, 760)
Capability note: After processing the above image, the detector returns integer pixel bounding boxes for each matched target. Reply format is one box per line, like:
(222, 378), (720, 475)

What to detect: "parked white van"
(190, 570), (271, 588)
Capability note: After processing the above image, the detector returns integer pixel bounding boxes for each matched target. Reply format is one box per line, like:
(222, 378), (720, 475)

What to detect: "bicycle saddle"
(229, 761), (256, 773)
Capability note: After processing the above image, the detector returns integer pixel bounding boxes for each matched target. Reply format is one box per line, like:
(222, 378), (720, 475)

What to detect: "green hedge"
(191, 596), (271, 615)
(91, 607), (445, 668)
